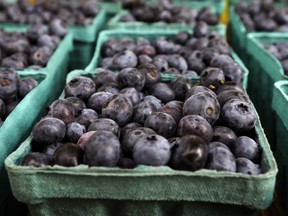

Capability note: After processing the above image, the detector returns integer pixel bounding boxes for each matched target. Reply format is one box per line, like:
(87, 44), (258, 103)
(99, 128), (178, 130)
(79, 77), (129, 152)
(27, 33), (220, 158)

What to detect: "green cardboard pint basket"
(0, 27), (73, 215)
(4, 69), (277, 216)
(272, 80), (288, 212)
(245, 33), (288, 150)
(85, 28), (249, 89)
(0, 0), (107, 70)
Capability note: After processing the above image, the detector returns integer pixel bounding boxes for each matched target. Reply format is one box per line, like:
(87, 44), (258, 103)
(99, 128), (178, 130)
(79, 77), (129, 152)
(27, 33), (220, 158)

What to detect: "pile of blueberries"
(0, 0), (99, 26)
(21, 63), (261, 175)
(264, 42), (288, 75)
(0, 21), (67, 69)
(235, 0), (288, 32)
(119, 0), (218, 26)
(100, 30), (244, 84)
(0, 69), (38, 125)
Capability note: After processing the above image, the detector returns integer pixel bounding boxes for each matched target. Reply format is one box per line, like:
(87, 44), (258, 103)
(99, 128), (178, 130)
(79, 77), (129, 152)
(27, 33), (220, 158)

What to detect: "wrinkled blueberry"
(102, 94), (133, 126)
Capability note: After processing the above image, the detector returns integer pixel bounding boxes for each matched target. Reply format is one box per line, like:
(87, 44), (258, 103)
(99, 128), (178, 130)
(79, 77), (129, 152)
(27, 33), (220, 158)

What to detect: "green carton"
(0, 2), (107, 70)
(85, 28), (249, 89)
(272, 80), (288, 212)
(0, 28), (73, 215)
(245, 33), (288, 151)
(4, 69), (277, 216)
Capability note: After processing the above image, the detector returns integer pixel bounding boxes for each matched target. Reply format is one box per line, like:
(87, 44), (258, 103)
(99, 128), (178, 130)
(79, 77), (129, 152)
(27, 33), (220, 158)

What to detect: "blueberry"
(84, 131), (121, 167)
(97, 82), (119, 94)
(18, 77), (38, 99)
(29, 46), (52, 66)
(117, 157), (137, 169)
(212, 126), (237, 149)
(160, 100), (183, 124)
(37, 34), (57, 50)
(53, 143), (83, 167)
(222, 62), (244, 83)
(137, 63), (161, 88)
(118, 68), (145, 91)
(21, 152), (52, 167)
(77, 131), (97, 150)
(132, 101), (158, 125)
(232, 136), (260, 163)
(216, 81), (245, 95)
(49, 19), (67, 37)
(177, 115), (213, 143)
(27, 24), (48, 42)
(102, 94), (133, 126)
(236, 158), (261, 175)
(66, 122), (86, 143)
(144, 112), (177, 138)
(172, 135), (207, 171)
(75, 108), (98, 128)
(112, 50), (138, 70)
(167, 54), (188, 72)
(149, 82), (175, 103)
(65, 97), (86, 115)
(101, 38), (121, 57)
(185, 86), (217, 100)
(182, 70), (198, 77)
(87, 92), (113, 114)
(205, 146), (236, 172)
(208, 39), (230, 55)
(133, 134), (171, 166)
(42, 142), (63, 156)
(221, 99), (256, 132)
(200, 67), (225, 90)
(136, 45), (156, 57)
(47, 99), (75, 124)
(183, 91), (220, 125)
(141, 95), (162, 110)
(32, 117), (66, 147)
(170, 76), (193, 101)
(88, 118), (120, 137)
(0, 98), (6, 118)
(92, 69), (117, 88)
(217, 90), (250, 108)
(0, 69), (19, 100)
(162, 68), (181, 75)
(4, 97), (19, 117)
(121, 127), (155, 156)
(119, 87), (141, 106)
(208, 141), (230, 152)
(193, 21), (209, 38)
(187, 53), (206, 74)
(138, 54), (152, 64)
(152, 55), (169, 72)
(65, 76), (96, 99)
(201, 47), (219, 66)
(175, 31), (189, 45)
(100, 57), (113, 68)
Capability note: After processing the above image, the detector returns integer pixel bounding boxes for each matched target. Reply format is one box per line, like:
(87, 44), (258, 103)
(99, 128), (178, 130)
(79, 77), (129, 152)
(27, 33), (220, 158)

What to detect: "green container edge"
(4, 68), (277, 210)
